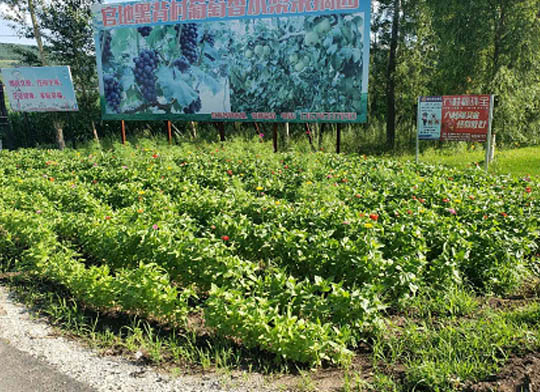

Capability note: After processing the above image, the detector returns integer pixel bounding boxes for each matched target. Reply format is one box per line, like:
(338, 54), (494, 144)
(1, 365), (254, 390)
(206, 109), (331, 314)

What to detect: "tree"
(370, 0), (436, 150)
(38, 0), (102, 144)
(385, 0), (400, 150)
(0, 0), (47, 64)
(428, 0), (540, 144)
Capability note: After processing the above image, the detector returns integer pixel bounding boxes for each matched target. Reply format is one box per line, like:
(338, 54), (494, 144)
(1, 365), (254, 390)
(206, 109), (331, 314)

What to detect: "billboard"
(0, 66), (79, 112)
(92, 0), (371, 123)
(417, 95), (493, 142)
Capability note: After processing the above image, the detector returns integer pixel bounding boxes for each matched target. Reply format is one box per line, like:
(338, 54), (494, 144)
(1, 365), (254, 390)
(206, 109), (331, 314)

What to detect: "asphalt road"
(0, 337), (96, 392)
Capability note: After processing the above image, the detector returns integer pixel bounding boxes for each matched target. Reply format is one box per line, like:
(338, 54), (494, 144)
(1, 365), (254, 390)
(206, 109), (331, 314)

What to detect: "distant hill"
(0, 43), (38, 69)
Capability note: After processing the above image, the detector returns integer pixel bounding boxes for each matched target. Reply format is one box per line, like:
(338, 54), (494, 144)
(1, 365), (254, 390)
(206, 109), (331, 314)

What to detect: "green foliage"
(229, 14), (365, 113)
(0, 141), (538, 366)
(373, 312), (539, 391)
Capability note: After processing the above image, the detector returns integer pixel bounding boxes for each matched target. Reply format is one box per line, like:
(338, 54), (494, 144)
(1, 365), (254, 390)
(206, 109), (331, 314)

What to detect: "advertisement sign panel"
(418, 95), (492, 142)
(0, 66), (79, 112)
(92, 0), (371, 123)
(417, 96), (442, 140)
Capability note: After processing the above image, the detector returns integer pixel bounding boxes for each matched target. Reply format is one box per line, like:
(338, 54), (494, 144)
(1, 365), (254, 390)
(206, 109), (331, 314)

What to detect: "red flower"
(500, 212), (508, 218)
(407, 209), (413, 215)
(221, 235), (230, 241)
(105, 216), (111, 220)
(525, 187), (532, 193)
(355, 194), (362, 198)
(211, 225), (216, 230)
(227, 170), (233, 176)
(443, 198), (450, 203)
(284, 165), (289, 169)
(419, 198), (425, 204)
(152, 153), (159, 158)
(369, 214), (379, 221)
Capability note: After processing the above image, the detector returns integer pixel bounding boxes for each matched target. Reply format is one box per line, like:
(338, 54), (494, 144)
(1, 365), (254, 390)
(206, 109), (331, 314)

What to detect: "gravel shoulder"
(0, 285), (278, 392)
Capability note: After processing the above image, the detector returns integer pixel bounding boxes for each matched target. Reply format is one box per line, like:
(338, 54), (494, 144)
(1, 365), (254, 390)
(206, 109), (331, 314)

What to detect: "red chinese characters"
(440, 95), (492, 142)
(98, 0), (362, 24)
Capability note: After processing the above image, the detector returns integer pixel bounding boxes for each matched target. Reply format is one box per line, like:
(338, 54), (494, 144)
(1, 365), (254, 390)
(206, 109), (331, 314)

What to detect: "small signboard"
(0, 66), (78, 112)
(416, 94), (495, 172)
(418, 95), (492, 142)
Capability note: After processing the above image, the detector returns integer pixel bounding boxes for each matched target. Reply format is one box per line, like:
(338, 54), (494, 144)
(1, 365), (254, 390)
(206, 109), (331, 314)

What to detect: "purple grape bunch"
(133, 49), (159, 102)
(183, 96), (202, 114)
(103, 75), (122, 112)
(179, 23), (199, 64)
(100, 31), (112, 63)
(137, 26), (153, 37)
(173, 56), (190, 72)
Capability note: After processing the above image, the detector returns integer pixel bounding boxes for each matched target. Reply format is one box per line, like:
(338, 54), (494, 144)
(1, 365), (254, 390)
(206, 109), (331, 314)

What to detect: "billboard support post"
(218, 122), (225, 142)
(336, 123), (342, 154)
(121, 120), (126, 145)
(272, 123), (278, 153)
(167, 121), (172, 144)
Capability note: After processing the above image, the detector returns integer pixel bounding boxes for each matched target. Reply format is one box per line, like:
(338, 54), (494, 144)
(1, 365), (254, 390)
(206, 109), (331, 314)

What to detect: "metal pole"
(415, 98), (420, 164)
(484, 95), (495, 173)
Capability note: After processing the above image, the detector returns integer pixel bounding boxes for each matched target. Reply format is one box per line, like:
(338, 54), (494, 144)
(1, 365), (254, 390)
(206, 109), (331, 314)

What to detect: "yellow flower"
(306, 181), (313, 185)
(275, 201), (281, 205)
(256, 186), (264, 191)
(167, 166), (172, 170)
(364, 223), (373, 229)
(419, 177), (425, 182)
(455, 199), (462, 204)
(138, 190), (145, 195)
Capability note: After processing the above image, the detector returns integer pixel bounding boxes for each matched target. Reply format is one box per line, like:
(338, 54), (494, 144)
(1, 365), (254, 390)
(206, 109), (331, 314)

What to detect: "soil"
(462, 352), (540, 392)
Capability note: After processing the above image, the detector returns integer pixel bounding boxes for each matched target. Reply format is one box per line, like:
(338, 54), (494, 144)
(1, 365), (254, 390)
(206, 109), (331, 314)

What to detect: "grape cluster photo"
(98, 21), (228, 116)
(97, 13), (367, 119)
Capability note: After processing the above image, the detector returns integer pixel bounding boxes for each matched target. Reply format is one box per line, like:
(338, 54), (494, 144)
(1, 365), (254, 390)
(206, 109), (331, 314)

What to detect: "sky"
(0, 0), (128, 45)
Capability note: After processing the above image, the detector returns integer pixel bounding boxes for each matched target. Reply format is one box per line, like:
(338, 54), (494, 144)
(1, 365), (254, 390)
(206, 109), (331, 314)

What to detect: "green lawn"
(403, 145), (540, 178)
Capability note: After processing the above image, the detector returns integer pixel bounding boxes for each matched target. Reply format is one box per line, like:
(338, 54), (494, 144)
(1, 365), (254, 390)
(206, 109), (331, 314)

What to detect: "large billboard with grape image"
(92, 0), (370, 123)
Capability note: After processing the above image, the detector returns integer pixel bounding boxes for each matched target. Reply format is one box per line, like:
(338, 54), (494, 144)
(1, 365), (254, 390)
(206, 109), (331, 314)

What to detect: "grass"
(403, 145), (540, 178)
